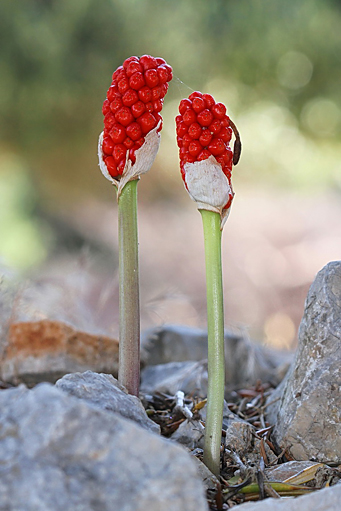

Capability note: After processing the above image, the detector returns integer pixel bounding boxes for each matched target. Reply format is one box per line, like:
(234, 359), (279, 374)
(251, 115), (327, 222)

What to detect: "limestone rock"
(192, 457), (220, 493)
(170, 419), (205, 450)
(236, 484), (341, 511)
(140, 360), (208, 397)
(224, 421), (277, 466)
(0, 319), (119, 385)
(266, 261), (341, 463)
(56, 370), (159, 434)
(141, 324), (292, 387)
(0, 383), (208, 511)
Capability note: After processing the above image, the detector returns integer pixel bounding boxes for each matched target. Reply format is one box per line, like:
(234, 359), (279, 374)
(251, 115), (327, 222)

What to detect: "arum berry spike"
(98, 55), (172, 395)
(176, 91), (241, 476)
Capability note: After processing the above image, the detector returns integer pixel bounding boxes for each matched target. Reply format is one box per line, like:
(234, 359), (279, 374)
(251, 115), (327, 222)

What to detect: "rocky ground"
(0, 261), (340, 510)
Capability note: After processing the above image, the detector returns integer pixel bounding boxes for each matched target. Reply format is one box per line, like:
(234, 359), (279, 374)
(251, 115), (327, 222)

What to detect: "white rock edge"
(98, 123), (161, 197)
(183, 155), (234, 228)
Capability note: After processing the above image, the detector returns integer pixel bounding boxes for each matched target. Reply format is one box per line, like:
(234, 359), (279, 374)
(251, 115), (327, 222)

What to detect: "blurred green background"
(1, 0), (340, 343)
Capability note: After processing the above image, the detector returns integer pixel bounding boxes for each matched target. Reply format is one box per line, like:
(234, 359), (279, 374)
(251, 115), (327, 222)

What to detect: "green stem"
(117, 179), (140, 396)
(200, 209), (225, 477)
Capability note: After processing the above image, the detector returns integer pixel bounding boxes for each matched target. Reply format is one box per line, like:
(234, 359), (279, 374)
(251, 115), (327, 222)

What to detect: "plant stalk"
(200, 209), (225, 477)
(117, 179), (140, 396)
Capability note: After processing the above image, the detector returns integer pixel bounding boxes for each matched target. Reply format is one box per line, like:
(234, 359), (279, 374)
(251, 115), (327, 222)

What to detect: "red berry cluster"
(102, 55), (173, 178)
(176, 92), (233, 180)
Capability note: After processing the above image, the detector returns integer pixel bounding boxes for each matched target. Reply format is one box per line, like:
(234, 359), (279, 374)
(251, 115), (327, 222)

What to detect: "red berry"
(122, 89), (138, 107)
(140, 55), (158, 70)
(104, 113), (117, 130)
(177, 136), (183, 147)
(222, 148), (233, 166)
(156, 57), (166, 65)
(188, 140), (202, 157)
(209, 119), (222, 135)
(107, 85), (119, 101)
(182, 133), (192, 148)
(189, 91), (203, 101)
(109, 124), (126, 144)
(126, 60), (143, 77)
(219, 126), (232, 143)
(126, 122), (142, 141)
(112, 65), (124, 81)
(183, 154), (196, 165)
(102, 99), (110, 116)
(188, 122), (202, 139)
(221, 116), (230, 128)
(197, 149), (211, 161)
(144, 69), (159, 88)
(197, 109), (213, 127)
(145, 102), (153, 112)
(131, 101), (146, 118)
(212, 102), (226, 119)
(129, 147), (137, 163)
(208, 138), (225, 156)
(179, 146), (187, 158)
(123, 56), (139, 70)
(113, 143), (127, 163)
(117, 159), (126, 175)
(135, 137), (144, 149)
(137, 112), (157, 134)
(163, 64), (173, 81)
(179, 98), (192, 115)
(110, 97), (123, 113)
(157, 65), (169, 84)
(153, 99), (163, 113)
(118, 78), (129, 95)
(129, 72), (145, 90)
(202, 93), (215, 108)
(183, 109), (196, 126)
(123, 137), (134, 149)
(115, 107), (134, 127)
(215, 156), (225, 168)
(138, 86), (152, 103)
(192, 97), (206, 113)
(176, 121), (188, 137)
(152, 85), (164, 101)
(102, 136), (115, 155)
(104, 156), (119, 177)
(160, 83), (169, 96)
(199, 129), (213, 147)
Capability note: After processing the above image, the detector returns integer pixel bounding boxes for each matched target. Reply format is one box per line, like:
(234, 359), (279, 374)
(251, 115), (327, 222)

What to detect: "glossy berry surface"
(102, 55), (172, 178)
(175, 92), (234, 181)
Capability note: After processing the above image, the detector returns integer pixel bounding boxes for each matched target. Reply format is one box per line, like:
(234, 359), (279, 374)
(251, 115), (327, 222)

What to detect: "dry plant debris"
(142, 381), (341, 510)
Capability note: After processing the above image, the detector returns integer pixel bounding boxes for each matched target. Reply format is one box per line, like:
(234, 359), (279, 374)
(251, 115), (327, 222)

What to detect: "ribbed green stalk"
(117, 179), (140, 396)
(200, 209), (225, 477)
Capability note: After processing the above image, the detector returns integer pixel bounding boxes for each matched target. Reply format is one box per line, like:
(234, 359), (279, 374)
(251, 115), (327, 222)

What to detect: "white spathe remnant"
(98, 124), (161, 197)
(183, 155), (234, 228)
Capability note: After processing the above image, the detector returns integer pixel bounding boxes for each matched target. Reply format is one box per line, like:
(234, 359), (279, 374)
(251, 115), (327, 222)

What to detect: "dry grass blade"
(283, 463), (324, 485)
(239, 481), (316, 499)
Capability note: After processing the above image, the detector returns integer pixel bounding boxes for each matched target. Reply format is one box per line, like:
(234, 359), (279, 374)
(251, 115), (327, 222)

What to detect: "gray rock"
(266, 261), (341, 463)
(225, 421), (277, 467)
(0, 383), (208, 511)
(236, 484), (341, 511)
(56, 370), (159, 434)
(192, 457), (220, 492)
(140, 360), (208, 397)
(141, 324), (292, 387)
(170, 419), (205, 450)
